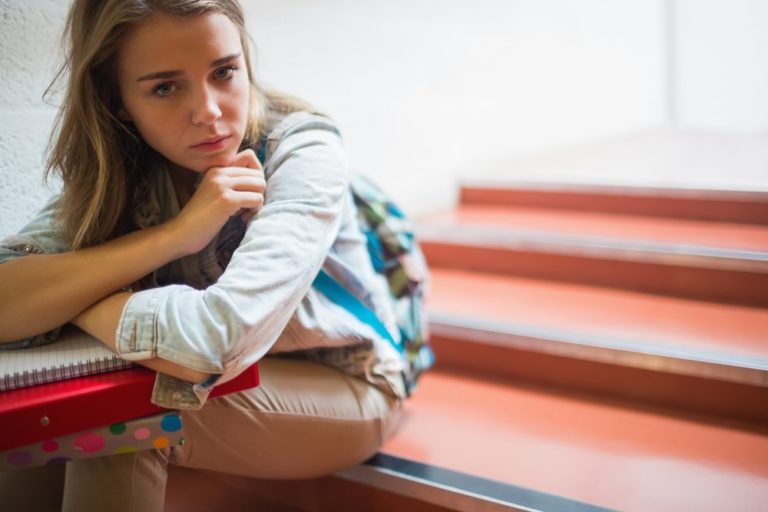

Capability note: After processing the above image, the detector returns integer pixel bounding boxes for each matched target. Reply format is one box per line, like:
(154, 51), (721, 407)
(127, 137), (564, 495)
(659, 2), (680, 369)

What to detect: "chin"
(189, 153), (236, 173)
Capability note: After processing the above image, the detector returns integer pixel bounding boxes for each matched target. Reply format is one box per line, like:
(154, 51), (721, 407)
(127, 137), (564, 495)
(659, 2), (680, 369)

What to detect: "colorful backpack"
(313, 175), (435, 396)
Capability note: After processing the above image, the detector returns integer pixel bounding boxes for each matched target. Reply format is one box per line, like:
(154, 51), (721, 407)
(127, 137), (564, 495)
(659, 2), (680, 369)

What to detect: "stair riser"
(422, 242), (768, 307)
(460, 187), (768, 225)
(430, 334), (768, 429)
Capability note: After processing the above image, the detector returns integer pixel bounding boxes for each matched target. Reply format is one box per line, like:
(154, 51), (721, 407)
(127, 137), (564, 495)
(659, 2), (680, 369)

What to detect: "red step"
(426, 267), (768, 426)
(460, 181), (768, 224)
(418, 205), (768, 306)
(380, 370), (768, 512)
(166, 370), (768, 512)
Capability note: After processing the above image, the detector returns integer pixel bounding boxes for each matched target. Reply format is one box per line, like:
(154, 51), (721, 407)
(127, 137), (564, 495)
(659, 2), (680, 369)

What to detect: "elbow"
(199, 287), (252, 365)
(0, 294), (15, 343)
(0, 317), (10, 343)
(0, 309), (31, 344)
(219, 329), (272, 376)
(177, 367), (213, 385)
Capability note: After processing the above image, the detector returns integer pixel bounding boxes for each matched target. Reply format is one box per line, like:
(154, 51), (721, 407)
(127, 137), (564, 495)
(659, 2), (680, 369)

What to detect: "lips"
(190, 134), (232, 154)
(191, 135), (230, 148)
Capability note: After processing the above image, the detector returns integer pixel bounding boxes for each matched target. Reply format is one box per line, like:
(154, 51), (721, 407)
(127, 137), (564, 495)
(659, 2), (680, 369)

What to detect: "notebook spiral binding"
(1, 357), (135, 392)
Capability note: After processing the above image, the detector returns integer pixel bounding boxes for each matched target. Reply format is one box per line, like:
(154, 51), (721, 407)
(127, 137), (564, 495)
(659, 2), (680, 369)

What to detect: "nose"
(191, 86), (222, 126)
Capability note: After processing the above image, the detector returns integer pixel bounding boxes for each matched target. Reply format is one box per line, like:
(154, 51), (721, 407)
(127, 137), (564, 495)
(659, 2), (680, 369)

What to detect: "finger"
(216, 174), (265, 193)
(226, 168), (265, 179)
(207, 166), (264, 180)
(228, 191), (264, 210)
(203, 165), (259, 178)
(233, 176), (266, 193)
(230, 148), (261, 170)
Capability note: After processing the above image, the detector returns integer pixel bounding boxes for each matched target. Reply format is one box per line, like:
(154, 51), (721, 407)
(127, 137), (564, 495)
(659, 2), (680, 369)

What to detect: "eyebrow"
(136, 53), (242, 82)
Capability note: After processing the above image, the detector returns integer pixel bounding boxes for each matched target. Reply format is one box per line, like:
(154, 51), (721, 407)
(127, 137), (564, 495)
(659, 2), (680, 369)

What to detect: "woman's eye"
(213, 65), (238, 80)
(152, 82), (175, 97)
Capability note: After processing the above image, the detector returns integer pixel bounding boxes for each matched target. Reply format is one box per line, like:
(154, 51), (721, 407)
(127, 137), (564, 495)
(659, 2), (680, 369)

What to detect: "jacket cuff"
(115, 287), (170, 360)
(150, 373), (219, 410)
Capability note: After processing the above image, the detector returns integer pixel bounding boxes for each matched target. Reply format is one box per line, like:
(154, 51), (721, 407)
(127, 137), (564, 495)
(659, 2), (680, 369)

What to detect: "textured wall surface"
(0, 0), (69, 236)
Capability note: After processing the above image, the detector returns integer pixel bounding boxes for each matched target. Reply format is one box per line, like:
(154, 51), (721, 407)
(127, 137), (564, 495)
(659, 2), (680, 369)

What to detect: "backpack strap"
(312, 270), (402, 354)
(255, 137), (268, 165)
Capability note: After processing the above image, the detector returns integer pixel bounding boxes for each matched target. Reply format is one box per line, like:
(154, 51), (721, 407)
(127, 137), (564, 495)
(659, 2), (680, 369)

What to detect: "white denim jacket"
(0, 112), (406, 409)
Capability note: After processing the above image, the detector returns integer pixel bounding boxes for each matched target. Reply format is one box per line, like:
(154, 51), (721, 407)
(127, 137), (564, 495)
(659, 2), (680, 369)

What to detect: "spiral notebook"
(0, 325), (135, 392)
(0, 354), (260, 453)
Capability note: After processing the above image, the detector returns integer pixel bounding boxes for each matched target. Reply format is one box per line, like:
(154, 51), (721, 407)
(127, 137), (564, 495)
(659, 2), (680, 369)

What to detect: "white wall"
(245, 0), (667, 215)
(0, 0), (67, 237)
(0, 0), (667, 236)
(1, 0), (765, 238)
(673, 0), (768, 132)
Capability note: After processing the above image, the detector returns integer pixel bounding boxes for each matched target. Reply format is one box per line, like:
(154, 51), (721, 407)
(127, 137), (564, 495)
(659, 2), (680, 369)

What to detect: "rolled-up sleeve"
(0, 193), (71, 349)
(115, 114), (350, 396)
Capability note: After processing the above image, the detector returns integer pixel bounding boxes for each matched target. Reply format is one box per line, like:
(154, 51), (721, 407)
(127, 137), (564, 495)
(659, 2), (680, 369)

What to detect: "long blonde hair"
(45, 0), (311, 249)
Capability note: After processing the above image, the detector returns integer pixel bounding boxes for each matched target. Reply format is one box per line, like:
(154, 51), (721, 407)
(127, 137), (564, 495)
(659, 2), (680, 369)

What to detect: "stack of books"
(0, 325), (259, 469)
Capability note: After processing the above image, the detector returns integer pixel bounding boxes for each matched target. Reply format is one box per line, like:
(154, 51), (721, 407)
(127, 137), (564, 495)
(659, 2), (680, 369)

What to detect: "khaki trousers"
(0, 357), (402, 512)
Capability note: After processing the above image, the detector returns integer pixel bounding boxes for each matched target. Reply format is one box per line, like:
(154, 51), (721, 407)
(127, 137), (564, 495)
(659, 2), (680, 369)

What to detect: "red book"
(0, 364), (259, 452)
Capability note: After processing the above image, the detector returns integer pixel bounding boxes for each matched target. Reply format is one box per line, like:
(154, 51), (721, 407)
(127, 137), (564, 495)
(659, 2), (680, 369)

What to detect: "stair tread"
(420, 204), (768, 254)
(428, 268), (768, 362)
(460, 179), (768, 198)
(381, 370), (768, 512)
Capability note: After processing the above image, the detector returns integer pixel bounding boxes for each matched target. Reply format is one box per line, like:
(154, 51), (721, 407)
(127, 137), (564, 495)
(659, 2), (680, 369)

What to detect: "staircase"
(367, 181), (768, 511)
(166, 181), (768, 512)
(420, 182), (768, 424)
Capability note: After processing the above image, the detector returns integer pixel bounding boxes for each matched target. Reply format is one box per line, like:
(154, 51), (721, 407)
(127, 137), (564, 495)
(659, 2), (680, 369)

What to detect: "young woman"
(0, 1), (405, 510)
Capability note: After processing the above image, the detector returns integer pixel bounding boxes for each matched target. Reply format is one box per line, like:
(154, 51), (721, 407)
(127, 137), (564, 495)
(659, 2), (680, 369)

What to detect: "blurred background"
(1, 0), (767, 233)
(1, 3), (767, 509)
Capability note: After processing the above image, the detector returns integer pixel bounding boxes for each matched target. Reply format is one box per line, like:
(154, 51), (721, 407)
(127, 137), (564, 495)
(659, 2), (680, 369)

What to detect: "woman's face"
(118, 12), (250, 173)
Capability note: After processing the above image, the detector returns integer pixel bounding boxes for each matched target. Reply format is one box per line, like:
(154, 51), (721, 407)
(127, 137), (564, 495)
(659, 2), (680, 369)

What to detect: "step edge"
(336, 453), (616, 512)
(429, 314), (768, 387)
(417, 225), (768, 272)
(336, 465), (533, 512)
(459, 180), (768, 201)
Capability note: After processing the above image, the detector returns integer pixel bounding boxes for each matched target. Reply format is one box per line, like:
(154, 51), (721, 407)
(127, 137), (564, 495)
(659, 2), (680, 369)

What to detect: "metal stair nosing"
(337, 453), (617, 512)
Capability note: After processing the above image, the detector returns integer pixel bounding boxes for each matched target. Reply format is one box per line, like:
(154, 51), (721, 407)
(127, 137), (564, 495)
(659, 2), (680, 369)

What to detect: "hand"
(228, 149), (264, 224)
(169, 149), (265, 255)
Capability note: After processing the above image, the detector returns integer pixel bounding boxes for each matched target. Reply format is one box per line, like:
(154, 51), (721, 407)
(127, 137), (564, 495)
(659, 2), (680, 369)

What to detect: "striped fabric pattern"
(349, 175), (434, 394)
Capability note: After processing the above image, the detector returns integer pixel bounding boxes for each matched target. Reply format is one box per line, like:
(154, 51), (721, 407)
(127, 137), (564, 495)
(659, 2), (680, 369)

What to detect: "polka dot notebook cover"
(0, 356), (260, 467)
(0, 411), (184, 470)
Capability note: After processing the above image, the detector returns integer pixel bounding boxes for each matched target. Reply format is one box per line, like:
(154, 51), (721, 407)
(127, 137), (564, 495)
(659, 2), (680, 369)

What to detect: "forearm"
(73, 291), (211, 384)
(0, 221), (188, 343)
